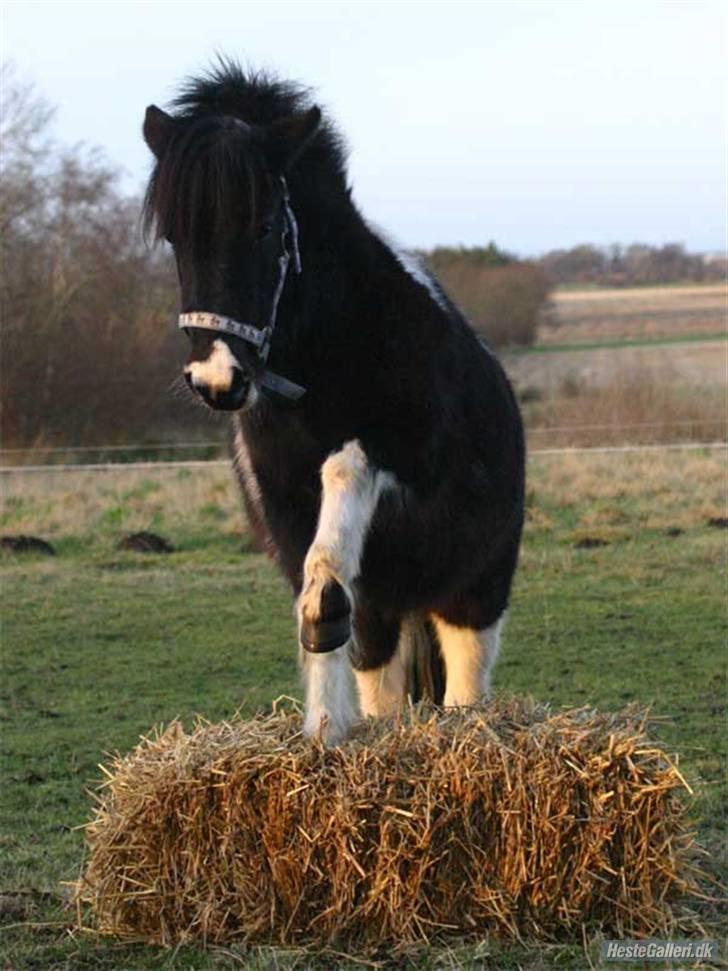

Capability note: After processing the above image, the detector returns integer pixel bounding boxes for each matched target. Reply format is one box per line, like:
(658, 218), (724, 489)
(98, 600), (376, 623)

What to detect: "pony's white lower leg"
(300, 644), (354, 745)
(298, 440), (395, 740)
(354, 650), (407, 717)
(431, 615), (504, 706)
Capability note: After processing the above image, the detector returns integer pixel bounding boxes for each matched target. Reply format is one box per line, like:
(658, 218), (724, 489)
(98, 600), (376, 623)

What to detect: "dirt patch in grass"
(1, 534), (55, 555)
(117, 531), (174, 553)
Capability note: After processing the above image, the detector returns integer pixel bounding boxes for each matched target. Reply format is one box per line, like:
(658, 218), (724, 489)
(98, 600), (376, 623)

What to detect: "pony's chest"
(232, 421), (266, 519)
(232, 411), (323, 515)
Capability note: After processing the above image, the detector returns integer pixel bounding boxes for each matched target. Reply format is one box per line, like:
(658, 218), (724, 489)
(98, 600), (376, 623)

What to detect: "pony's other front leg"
(299, 645), (353, 745)
(298, 440), (393, 743)
(350, 603), (406, 718)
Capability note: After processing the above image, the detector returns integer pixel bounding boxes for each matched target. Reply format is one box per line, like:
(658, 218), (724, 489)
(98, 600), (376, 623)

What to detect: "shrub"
(424, 246), (551, 347)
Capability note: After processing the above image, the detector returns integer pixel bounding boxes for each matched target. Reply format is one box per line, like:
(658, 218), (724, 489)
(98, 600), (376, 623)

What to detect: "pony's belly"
(358, 483), (523, 617)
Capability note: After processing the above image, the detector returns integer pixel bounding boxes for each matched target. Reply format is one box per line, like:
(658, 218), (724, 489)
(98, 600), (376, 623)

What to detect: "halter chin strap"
(178, 178), (306, 402)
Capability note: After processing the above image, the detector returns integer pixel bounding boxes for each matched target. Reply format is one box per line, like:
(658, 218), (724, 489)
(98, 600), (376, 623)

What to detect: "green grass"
(1, 456), (725, 969)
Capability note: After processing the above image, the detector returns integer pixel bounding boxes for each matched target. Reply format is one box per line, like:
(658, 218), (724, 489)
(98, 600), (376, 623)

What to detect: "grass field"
(505, 339), (726, 449)
(1, 450), (725, 969)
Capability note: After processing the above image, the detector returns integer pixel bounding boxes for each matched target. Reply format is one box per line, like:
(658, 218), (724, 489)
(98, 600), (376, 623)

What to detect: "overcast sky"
(2, 0), (725, 255)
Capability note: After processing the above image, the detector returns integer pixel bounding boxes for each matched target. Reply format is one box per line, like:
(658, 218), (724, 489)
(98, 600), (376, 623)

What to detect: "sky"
(2, 0), (725, 255)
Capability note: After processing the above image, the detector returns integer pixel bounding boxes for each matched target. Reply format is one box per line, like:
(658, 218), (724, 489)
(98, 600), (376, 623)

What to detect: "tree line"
(539, 242), (724, 287)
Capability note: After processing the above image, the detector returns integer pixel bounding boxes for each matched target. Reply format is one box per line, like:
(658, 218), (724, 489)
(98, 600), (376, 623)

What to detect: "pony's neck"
(266, 165), (408, 395)
(285, 175), (375, 306)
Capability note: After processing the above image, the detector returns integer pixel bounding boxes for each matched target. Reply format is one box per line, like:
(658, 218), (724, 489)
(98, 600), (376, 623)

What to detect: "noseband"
(178, 178), (306, 401)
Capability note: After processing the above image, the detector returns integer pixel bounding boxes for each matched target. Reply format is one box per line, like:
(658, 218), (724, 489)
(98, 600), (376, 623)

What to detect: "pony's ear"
(143, 105), (175, 159)
(265, 106), (322, 172)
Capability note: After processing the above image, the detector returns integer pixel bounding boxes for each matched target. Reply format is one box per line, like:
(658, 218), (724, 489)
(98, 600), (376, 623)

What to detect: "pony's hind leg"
(298, 440), (395, 740)
(431, 615), (504, 707)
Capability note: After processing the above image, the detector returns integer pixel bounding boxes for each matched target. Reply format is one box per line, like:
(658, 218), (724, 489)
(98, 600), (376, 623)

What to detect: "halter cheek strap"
(177, 178), (306, 402)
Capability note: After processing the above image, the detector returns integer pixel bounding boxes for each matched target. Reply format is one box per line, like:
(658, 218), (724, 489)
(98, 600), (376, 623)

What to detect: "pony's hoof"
(300, 580), (351, 653)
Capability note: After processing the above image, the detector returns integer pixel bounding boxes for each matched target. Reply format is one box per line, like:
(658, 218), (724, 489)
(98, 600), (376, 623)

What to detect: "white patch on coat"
(354, 649), (408, 718)
(300, 645), (355, 745)
(431, 614), (504, 707)
(185, 338), (240, 397)
(299, 440), (396, 623)
(367, 221), (450, 312)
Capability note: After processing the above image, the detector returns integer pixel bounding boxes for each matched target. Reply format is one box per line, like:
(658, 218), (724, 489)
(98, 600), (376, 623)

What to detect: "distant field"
(544, 283), (725, 344)
(506, 338), (725, 392)
(1, 450), (724, 969)
(499, 284), (726, 448)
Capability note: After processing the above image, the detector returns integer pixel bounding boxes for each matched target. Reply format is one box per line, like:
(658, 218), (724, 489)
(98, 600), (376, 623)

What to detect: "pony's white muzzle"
(184, 338), (252, 411)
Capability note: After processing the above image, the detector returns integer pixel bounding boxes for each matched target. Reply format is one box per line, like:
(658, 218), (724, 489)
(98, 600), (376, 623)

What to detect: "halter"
(178, 178), (306, 401)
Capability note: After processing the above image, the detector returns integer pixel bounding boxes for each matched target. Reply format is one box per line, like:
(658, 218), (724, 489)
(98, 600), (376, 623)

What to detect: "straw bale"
(77, 697), (701, 949)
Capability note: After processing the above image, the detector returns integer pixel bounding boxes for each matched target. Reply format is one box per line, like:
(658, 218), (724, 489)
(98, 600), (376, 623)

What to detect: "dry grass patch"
(0, 464), (240, 544)
(527, 449), (725, 532)
(3, 450), (724, 546)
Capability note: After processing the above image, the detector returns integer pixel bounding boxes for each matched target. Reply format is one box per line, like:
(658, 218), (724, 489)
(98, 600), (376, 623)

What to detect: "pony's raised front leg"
(298, 440), (393, 741)
(431, 615), (504, 707)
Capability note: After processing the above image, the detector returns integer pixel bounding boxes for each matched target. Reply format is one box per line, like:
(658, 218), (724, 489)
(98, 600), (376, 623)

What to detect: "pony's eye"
(258, 222), (273, 241)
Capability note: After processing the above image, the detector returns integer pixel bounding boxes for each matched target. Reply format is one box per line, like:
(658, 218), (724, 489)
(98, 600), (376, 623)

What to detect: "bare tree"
(539, 241), (716, 287)
(1, 67), (187, 450)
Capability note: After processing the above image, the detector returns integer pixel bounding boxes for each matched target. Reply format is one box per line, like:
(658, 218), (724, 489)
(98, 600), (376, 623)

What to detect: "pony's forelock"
(143, 115), (259, 249)
(142, 59), (349, 248)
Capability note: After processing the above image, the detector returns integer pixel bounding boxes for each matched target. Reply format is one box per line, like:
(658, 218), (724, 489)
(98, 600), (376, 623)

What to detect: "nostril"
(186, 372), (250, 410)
(184, 370), (215, 407)
(195, 384), (215, 408)
(229, 369), (245, 395)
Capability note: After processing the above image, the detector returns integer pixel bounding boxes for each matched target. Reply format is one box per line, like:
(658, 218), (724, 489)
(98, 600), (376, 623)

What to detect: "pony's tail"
(400, 614), (445, 706)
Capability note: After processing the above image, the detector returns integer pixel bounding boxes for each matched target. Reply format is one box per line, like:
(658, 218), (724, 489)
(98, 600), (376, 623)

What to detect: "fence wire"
(2, 419), (726, 457)
(0, 441), (725, 475)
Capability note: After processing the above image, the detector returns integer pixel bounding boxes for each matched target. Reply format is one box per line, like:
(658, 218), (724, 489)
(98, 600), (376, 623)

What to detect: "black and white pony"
(142, 63), (525, 744)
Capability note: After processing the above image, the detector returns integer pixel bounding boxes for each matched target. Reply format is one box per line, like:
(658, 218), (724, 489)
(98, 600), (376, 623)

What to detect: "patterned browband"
(178, 312), (267, 350)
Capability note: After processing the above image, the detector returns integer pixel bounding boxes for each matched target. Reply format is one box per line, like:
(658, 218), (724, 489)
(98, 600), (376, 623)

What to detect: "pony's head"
(143, 101), (320, 410)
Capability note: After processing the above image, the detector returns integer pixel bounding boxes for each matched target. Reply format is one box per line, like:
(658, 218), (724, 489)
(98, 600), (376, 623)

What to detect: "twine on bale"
(76, 697), (704, 950)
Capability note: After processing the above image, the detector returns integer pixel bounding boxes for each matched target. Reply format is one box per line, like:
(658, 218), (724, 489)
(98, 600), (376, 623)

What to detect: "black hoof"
(300, 580), (351, 654)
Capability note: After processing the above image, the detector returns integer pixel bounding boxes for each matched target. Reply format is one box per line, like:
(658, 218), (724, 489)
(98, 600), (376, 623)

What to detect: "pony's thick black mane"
(143, 61), (348, 247)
